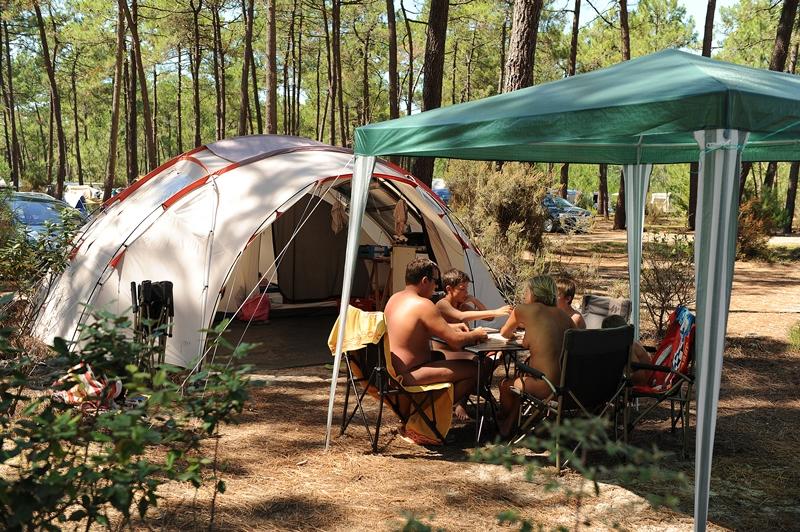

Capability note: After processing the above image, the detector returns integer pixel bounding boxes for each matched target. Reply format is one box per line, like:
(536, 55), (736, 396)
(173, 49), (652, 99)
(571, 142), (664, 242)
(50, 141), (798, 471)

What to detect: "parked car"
(431, 178), (451, 204)
(543, 193), (591, 233)
(4, 191), (85, 241)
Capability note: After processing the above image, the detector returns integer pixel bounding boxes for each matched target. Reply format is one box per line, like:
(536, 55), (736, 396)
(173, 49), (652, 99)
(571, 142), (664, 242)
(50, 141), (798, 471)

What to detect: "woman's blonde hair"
(527, 275), (557, 307)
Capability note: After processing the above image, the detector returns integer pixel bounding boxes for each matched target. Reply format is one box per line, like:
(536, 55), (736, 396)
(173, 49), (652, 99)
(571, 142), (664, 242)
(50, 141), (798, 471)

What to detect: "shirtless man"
(556, 275), (586, 329)
(497, 275), (575, 437)
(436, 269), (512, 325)
(384, 258), (489, 417)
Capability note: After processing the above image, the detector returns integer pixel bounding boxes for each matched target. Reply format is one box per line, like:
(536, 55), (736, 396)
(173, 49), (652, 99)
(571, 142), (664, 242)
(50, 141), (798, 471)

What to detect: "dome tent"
(33, 135), (505, 368)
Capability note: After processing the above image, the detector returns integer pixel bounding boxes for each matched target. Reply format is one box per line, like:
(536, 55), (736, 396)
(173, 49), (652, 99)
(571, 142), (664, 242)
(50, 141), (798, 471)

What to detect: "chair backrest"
(560, 325), (633, 411)
(580, 294), (632, 329)
(648, 306), (695, 390)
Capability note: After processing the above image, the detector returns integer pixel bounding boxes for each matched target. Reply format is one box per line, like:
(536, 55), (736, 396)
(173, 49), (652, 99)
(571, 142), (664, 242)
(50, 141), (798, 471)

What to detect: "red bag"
(238, 293), (271, 322)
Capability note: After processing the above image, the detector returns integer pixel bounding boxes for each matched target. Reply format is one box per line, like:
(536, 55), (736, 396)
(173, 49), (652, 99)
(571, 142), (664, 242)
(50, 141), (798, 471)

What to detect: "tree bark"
(411, 0), (449, 186)
(613, 0), (631, 230)
(769, 0), (799, 72)
(152, 64), (158, 161)
(387, 0), (399, 119)
(599, 164), (609, 218)
(321, 3), (335, 144)
(361, 28), (371, 125)
(125, 41), (138, 183)
(295, 9), (303, 135)
(177, 43), (183, 153)
(119, 0), (157, 172)
(498, 14), (507, 93)
(190, 0), (203, 147)
(266, 0), (278, 134)
(211, 3), (224, 139)
(105, 5), (126, 201)
(401, 0), (414, 116)
(250, 44), (263, 134)
(33, 1), (67, 199)
(503, 0), (543, 92)
(238, 0), (255, 136)
(315, 41), (322, 140)
(0, 20), (20, 189)
(689, 0), (716, 229)
(333, 0), (347, 145)
(784, 41), (799, 234)
(559, 0), (581, 199)
(71, 52), (83, 185)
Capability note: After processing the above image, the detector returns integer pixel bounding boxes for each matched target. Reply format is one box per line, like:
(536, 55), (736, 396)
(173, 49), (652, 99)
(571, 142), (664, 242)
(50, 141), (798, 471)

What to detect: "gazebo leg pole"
(691, 129), (748, 532)
(623, 163), (652, 341)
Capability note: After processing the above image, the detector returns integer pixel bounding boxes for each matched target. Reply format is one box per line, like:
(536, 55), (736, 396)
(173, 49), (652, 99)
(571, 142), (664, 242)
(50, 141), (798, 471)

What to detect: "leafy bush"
(641, 233), (695, 337)
(445, 161), (552, 302)
(737, 191), (783, 260)
(0, 305), (251, 530)
(0, 198), (83, 335)
(789, 321), (800, 351)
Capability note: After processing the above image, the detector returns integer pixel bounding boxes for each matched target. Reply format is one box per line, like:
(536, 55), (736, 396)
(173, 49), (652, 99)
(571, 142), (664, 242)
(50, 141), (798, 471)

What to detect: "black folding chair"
(511, 325), (633, 469)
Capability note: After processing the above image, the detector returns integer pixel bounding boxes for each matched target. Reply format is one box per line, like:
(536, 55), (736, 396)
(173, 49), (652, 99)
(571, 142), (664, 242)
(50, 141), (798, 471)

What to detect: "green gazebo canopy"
(354, 49), (800, 164)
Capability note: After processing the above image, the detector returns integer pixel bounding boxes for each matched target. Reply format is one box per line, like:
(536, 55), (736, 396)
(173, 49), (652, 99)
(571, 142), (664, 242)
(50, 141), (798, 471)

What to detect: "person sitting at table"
(555, 274), (586, 329)
(497, 275), (575, 438)
(384, 258), (489, 423)
(436, 269), (512, 325)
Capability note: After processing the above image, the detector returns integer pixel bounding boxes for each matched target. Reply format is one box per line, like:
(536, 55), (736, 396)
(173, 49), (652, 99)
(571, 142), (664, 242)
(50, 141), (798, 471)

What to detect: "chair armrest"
(631, 362), (693, 383)
(515, 359), (545, 379)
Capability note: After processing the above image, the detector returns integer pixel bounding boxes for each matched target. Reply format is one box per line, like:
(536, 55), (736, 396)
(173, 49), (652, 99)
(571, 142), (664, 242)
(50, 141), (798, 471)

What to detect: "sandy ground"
(144, 223), (800, 531)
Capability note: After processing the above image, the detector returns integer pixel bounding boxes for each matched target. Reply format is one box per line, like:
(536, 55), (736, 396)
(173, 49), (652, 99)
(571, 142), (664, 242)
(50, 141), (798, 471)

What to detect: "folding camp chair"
(328, 306), (453, 451)
(626, 305), (695, 457)
(510, 325), (633, 469)
(580, 294), (632, 329)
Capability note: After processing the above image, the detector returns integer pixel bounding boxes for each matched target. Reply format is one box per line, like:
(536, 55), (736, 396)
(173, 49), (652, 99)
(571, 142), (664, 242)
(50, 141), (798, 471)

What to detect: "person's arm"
(572, 312), (587, 330)
(425, 301), (487, 349)
(438, 298), (511, 324)
(500, 308), (519, 339)
(464, 295), (488, 311)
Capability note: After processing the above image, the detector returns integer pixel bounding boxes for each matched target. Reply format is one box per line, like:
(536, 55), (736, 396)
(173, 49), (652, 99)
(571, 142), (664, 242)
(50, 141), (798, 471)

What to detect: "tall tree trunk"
(0, 21), (19, 189)
(333, 0), (347, 145)
(295, 10), (303, 135)
(322, 3), (335, 144)
(387, 0), (399, 119)
(265, 0), (278, 134)
(411, 0), (449, 186)
(401, 0), (414, 116)
(119, 0), (157, 172)
(125, 43), (138, 183)
(190, 0), (203, 147)
(498, 14), (507, 93)
(211, 4), (223, 139)
(152, 64), (158, 161)
(689, 0), (716, 229)
(315, 42), (322, 140)
(105, 5), (126, 201)
(286, 2), (295, 135)
(250, 46), (263, 134)
(559, 0), (581, 199)
(71, 53), (84, 185)
(177, 43), (184, 153)
(784, 41), (799, 234)
(47, 103), (54, 184)
(33, 1), (67, 199)
(451, 40), (458, 104)
(599, 164), (609, 218)
(239, 0), (255, 136)
(613, 0), (631, 230)
(503, 0), (543, 92)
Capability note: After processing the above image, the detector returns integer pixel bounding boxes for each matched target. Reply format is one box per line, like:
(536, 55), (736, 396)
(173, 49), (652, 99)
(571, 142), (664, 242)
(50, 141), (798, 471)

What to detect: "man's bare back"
(513, 303), (575, 394)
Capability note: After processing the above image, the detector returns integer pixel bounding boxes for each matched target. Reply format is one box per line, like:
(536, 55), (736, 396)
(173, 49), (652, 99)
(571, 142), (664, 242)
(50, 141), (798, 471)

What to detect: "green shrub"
(0, 304), (251, 530)
(789, 321), (800, 350)
(737, 190), (783, 260)
(641, 233), (695, 337)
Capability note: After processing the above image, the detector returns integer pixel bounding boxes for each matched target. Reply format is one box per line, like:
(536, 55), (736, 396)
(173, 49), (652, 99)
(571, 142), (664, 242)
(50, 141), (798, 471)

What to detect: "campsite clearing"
(145, 223), (800, 531)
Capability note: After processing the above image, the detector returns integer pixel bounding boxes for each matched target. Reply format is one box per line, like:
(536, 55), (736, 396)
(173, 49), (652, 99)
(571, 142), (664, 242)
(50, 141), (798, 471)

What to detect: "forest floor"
(149, 219), (800, 531)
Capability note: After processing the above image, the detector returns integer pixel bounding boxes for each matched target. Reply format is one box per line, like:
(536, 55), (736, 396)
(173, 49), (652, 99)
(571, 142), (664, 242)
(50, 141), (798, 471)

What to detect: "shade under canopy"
(354, 49), (800, 164)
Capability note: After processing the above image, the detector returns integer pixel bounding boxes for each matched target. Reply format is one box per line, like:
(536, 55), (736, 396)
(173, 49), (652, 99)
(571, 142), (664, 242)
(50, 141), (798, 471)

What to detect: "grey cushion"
(580, 294), (632, 329)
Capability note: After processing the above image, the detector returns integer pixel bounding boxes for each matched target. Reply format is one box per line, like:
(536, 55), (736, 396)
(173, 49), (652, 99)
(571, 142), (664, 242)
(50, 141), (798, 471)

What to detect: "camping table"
(463, 333), (527, 446)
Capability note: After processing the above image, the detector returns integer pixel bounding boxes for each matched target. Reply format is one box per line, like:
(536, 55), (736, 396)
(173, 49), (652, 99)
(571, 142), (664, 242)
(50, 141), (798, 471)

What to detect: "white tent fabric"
(33, 136), (504, 370)
(623, 163), (652, 340)
(692, 129), (747, 528)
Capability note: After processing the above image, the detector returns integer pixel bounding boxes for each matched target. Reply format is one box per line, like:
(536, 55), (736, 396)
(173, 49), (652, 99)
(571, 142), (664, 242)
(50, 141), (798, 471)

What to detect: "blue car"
(4, 191), (84, 241)
(431, 178), (451, 205)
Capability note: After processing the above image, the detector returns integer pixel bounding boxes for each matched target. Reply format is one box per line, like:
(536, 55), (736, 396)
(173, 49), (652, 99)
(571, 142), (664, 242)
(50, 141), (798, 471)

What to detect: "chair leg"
(682, 382), (694, 459)
(555, 400), (564, 471)
(373, 371), (386, 453)
(340, 365), (352, 436)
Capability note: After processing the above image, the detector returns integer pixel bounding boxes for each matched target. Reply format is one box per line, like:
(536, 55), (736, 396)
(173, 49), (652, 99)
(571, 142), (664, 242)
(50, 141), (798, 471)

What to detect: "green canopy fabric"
(324, 50), (799, 532)
(354, 49), (800, 163)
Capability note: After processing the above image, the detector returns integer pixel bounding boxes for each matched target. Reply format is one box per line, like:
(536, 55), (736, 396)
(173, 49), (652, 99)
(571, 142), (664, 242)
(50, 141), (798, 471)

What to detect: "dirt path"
(149, 226), (800, 531)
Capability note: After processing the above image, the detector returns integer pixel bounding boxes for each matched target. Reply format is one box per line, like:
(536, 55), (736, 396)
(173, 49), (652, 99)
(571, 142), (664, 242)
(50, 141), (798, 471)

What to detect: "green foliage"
(474, 417), (689, 530)
(0, 196), (83, 334)
(641, 233), (695, 337)
(789, 321), (800, 350)
(444, 160), (551, 302)
(0, 310), (251, 530)
(395, 512), (445, 532)
(737, 190), (783, 260)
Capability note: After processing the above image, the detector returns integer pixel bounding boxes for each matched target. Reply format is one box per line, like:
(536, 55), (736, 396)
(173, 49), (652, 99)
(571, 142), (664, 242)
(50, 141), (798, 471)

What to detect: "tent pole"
(324, 155), (376, 450)
(623, 163), (652, 341)
(692, 129), (747, 531)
